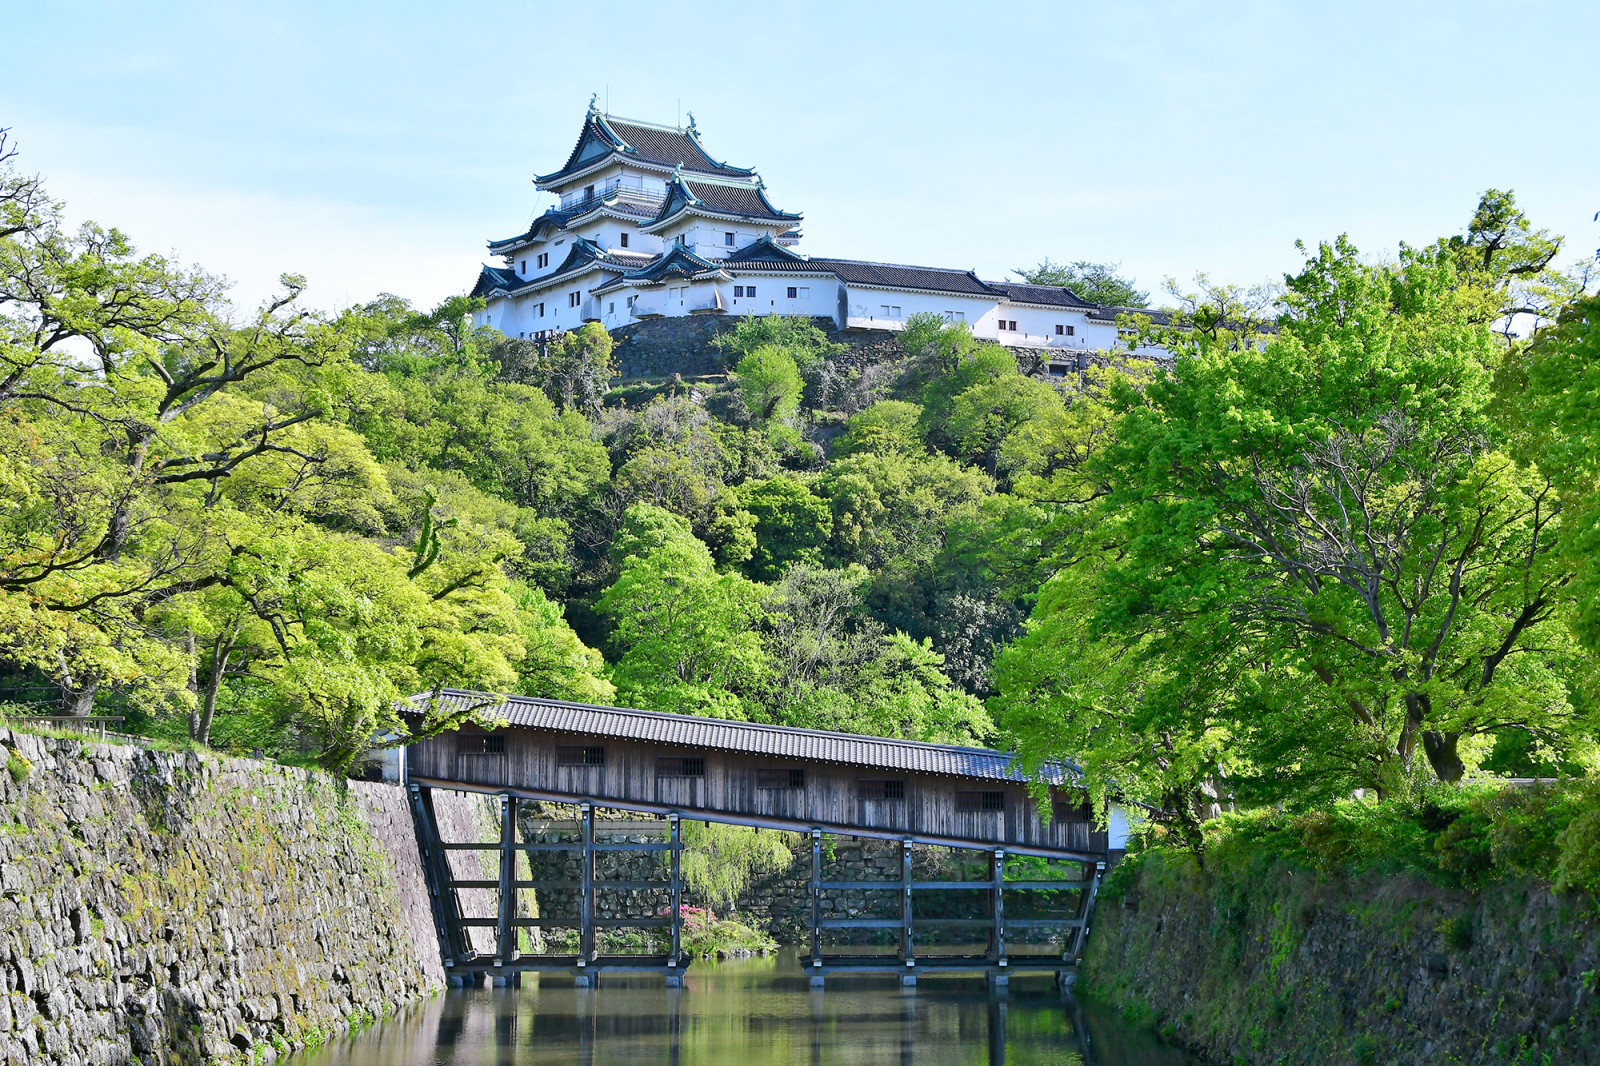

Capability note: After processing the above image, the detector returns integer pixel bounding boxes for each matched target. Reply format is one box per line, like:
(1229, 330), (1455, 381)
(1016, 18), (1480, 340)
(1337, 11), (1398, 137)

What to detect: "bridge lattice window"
(757, 768), (805, 790)
(557, 745), (606, 766)
(857, 779), (905, 801)
(471, 735), (505, 754)
(657, 756), (705, 778)
(956, 790), (1005, 812)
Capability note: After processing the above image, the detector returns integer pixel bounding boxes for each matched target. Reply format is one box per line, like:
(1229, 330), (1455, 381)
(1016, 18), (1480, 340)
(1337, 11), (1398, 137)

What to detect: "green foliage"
(833, 400), (925, 457)
(734, 345), (804, 427)
(679, 907), (778, 958)
(1013, 258), (1150, 307)
(4, 745), (29, 784)
(678, 821), (797, 911)
(737, 477), (832, 580)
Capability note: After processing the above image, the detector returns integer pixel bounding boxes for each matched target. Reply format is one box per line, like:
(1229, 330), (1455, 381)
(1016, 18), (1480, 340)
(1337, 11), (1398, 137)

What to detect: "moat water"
(293, 951), (1201, 1066)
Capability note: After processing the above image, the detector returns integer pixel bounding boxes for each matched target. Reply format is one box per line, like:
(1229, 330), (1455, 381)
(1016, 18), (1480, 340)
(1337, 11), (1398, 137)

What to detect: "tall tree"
(1013, 258), (1149, 307)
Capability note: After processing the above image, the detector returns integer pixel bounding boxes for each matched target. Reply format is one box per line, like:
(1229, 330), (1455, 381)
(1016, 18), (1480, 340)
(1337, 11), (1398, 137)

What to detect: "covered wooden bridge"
(404, 690), (1128, 987)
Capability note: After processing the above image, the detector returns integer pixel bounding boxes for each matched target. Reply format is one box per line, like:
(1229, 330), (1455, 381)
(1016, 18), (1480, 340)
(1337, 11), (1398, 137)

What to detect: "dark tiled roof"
(1086, 304), (1173, 326)
(471, 239), (655, 299)
(488, 209), (578, 254)
(988, 282), (1096, 309)
(471, 264), (522, 299)
(724, 234), (809, 264)
(618, 242), (723, 283)
(416, 689), (1075, 785)
(538, 111), (755, 186)
(811, 258), (1003, 297)
(644, 174), (801, 230)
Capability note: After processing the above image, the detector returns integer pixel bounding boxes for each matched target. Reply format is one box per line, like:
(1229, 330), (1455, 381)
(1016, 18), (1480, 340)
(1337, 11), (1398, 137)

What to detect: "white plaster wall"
(844, 287), (1000, 333)
(994, 305), (1098, 350)
(725, 275), (840, 320)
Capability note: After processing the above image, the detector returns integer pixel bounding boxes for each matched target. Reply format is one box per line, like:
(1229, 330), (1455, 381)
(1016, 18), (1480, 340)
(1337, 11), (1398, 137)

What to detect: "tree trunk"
(192, 637), (232, 747)
(1422, 731), (1465, 784)
(60, 679), (98, 717)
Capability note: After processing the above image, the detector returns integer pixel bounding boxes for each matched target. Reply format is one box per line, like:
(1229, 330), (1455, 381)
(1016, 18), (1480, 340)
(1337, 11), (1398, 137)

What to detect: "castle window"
(520, 260), (526, 275)
(746, 286), (756, 298)
(798, 287), (809, 298)
(787, 287), (797, 299)
(538, 303), (545, 317)
(473, 735), (505, 754)
(1055, 324), (1063, 335)
(735, 286), (745, 298)
(620, 232), (629, 248)
(569, 291), (581, 308)
(725, 232), (735, 246)
(585, 184), (595, 199)
(608, 302), (614, 314)
(557, 745), (606, 767)
(538, 253), (549, 269)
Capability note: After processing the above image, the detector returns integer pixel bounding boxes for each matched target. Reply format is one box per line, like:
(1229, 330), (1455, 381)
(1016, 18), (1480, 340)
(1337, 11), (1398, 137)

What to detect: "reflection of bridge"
(405, 691), (1128, 988)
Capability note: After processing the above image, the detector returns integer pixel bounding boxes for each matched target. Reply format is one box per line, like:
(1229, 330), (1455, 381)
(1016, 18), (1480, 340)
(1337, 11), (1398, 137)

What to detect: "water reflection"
(295, 952), (1200, 1066)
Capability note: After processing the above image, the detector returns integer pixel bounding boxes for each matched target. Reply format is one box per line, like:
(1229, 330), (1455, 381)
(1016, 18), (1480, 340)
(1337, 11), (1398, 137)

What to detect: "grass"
(1122, 778), (1600, 897)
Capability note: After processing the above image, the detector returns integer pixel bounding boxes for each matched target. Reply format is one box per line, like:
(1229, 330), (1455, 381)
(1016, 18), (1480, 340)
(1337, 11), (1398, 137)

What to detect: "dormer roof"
(639, 170), (802, 234)
(536, 105), (755, 189)
(718, 235), (831, 273)
(591, 240), (728, 295)
(471, 237), (656, 299)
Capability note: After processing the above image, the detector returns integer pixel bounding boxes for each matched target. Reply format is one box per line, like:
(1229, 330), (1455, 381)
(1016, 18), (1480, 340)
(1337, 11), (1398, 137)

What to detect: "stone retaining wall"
(0, 730), (449, 1066)
(1083, 851), (1600, 1065)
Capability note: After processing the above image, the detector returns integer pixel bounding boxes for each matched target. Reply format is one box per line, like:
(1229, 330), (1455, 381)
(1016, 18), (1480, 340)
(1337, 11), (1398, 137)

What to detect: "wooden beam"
(407, 775), (1104, 862)
(496, 793), (516, 968)
(809, 828), (822, 970)
(669, 814), (683, 970)
(900, 838), (914, 970)
(990, 849), (1006, 968)
(579, 803), (595, 968)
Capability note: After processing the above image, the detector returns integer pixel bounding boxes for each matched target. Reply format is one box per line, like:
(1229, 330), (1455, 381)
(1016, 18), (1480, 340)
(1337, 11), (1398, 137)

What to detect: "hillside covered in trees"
(3, 128), (1598, 839)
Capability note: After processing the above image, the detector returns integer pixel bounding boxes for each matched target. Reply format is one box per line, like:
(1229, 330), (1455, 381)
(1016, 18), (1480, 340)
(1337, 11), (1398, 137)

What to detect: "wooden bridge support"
(804, 830), (1104, 986)
(407, 785), (692, 984)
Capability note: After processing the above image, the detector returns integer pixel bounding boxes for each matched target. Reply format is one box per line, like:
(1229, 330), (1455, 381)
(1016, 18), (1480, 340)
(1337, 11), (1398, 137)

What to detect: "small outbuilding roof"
(414, 689), (1077, 786)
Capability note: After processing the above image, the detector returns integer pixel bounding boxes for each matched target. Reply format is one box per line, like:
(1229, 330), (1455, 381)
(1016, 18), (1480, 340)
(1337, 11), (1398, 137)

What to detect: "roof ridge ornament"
(588, 92), (600, 118)
(685, 111), (698, 138)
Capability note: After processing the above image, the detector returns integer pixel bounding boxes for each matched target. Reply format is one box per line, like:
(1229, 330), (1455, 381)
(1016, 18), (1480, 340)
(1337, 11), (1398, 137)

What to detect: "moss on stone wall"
(0, 730), (442, 1066)
(1082, 849), (1600, 1065)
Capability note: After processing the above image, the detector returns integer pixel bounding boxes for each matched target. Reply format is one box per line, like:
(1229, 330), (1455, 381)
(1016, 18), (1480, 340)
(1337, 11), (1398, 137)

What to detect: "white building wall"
(992, 305), (1102, 351)
(843, 287), (1001, 334)
(724, 275), (841, 320)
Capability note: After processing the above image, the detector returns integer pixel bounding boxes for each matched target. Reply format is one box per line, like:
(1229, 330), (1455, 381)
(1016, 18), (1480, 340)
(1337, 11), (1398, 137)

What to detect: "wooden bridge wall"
(408, 725), (1108, 856)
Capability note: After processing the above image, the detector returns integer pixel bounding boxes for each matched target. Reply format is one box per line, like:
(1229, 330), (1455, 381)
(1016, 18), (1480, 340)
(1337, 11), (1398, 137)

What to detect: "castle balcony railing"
(559, 181), (667, 216)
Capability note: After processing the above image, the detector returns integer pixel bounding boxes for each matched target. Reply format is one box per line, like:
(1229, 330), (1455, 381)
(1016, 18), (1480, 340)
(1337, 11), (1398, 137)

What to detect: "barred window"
(858, 779), (905, 801)
(475, 735), (505, 754)
(956, 790), (1005, 812)
(757, 768), (805, 790)
(1052, 796), (1093, 823)
(657, 756), (705, 778)
(557, 745), (606, 767)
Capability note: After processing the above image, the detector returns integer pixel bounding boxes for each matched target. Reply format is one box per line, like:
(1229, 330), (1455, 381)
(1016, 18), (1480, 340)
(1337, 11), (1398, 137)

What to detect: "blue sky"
(3, 0), (1596, 314)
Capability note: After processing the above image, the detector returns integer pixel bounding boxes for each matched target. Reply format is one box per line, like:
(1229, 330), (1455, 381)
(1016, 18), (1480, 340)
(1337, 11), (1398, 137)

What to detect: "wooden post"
(409, 784), (470, 966)
(496, 793), (516, 968)
(579, 802), (595, 967)
(809, 828), (823, 973)
(990, 849), (1006, 968)
(669, 813), (683, 969)
(1070, 861), (1105, 961)
(900, 837), (914, 974)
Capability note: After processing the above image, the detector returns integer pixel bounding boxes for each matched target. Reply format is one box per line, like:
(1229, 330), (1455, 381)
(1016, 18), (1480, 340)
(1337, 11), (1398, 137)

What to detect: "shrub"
(4, 746), (29, 784)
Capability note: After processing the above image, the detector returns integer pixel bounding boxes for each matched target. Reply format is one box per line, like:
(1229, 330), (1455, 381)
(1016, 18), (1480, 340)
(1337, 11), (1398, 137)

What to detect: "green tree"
(734, 345), (804, 426)
(1066, 238), (1590, 798)
(1013, 258), (1149, 307)
(738, 476), (833, 580)
(595, 505), (769, 719)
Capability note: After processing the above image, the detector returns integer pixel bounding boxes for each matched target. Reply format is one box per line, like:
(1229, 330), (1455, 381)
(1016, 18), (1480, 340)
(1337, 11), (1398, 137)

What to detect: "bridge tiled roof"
(418, 689), (1076, 785)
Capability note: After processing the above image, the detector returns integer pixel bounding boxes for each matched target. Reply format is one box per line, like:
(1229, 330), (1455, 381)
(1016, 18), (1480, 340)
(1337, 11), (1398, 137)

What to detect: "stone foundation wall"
(1083, 851), (1600, 1065)
(0, 730), (447, 1066)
